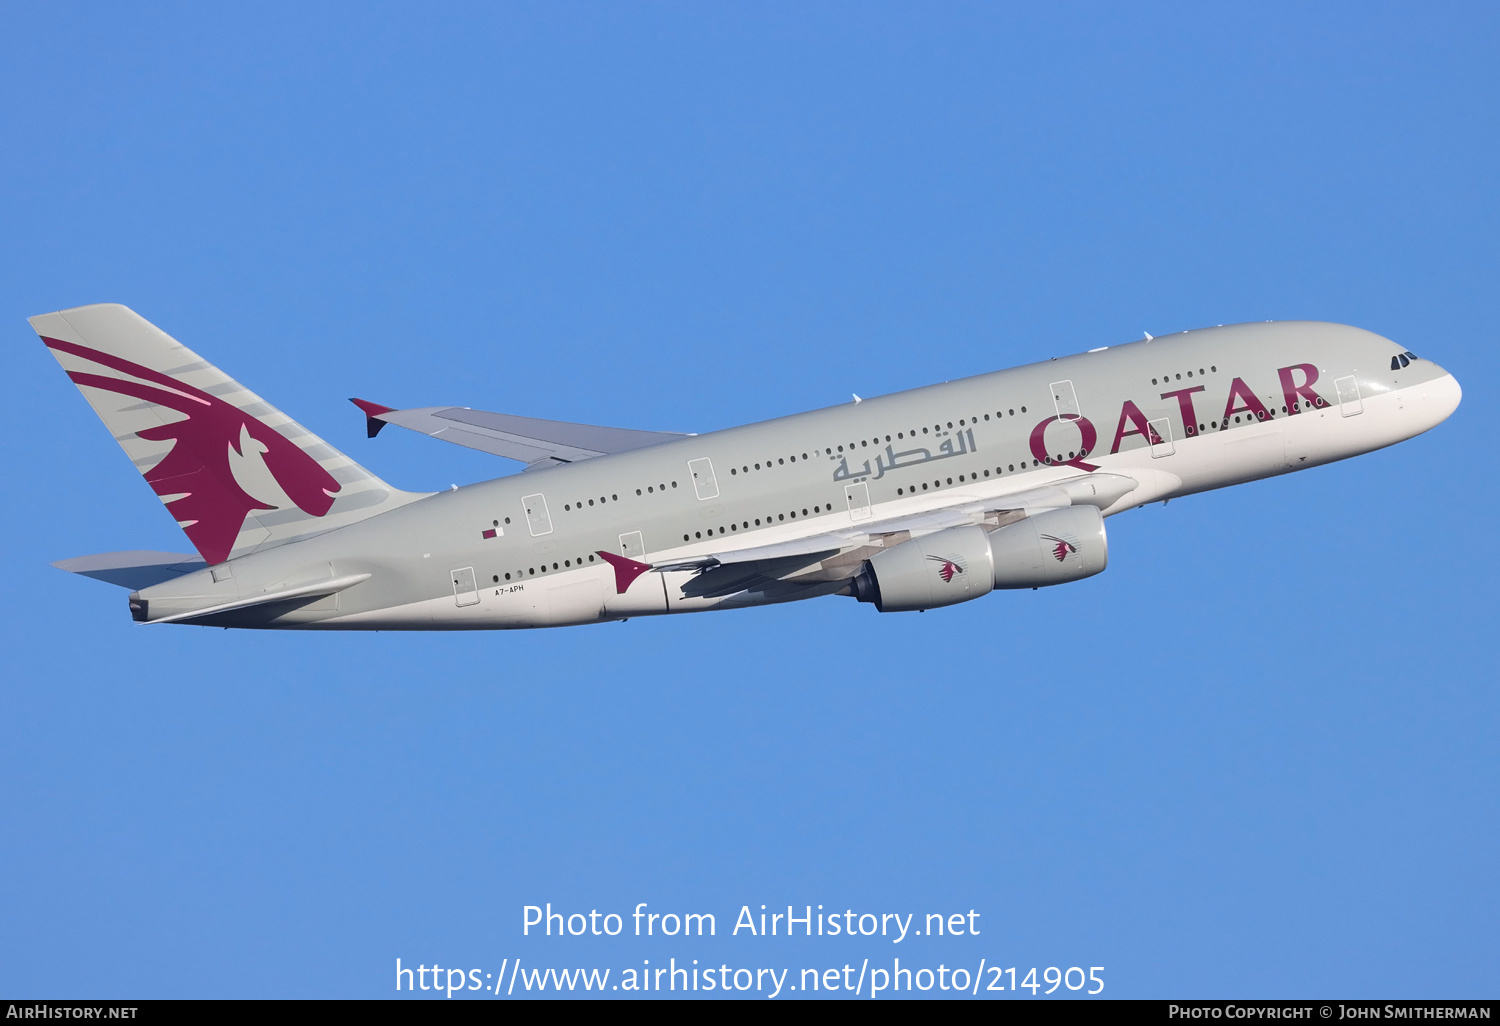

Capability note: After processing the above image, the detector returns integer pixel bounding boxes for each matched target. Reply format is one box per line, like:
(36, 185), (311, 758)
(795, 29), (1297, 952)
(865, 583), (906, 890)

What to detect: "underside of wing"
(350, 399), (688, 469)
(600, 471), (1143, 600)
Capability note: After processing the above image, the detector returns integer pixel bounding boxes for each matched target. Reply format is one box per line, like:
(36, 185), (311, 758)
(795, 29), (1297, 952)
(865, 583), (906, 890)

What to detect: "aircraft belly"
(1275, 384), (1426, 471)
(603, 571), (668, 617)
(1220, 429), (1289, 482)
(309, 564), (620, 629)
(539, 575), (607, 626)
(476, 567), (615, 627)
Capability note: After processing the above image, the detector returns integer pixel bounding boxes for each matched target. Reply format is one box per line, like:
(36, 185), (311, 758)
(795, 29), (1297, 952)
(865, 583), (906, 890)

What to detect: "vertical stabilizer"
(31, 303), (429, 565)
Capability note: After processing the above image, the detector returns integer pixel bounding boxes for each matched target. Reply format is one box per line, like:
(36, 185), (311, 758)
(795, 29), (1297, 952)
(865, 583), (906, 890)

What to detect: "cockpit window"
(1399, 354), (1410, 367)
(1404, 350), (1418, 359)
(1391, 356), (1401, 370)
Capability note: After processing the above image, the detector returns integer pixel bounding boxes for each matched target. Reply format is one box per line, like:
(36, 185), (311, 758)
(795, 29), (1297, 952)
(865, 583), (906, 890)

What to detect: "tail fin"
(31, 303), (428, 566)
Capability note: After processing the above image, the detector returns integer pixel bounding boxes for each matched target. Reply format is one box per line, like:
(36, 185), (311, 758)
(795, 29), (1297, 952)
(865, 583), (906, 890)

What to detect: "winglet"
(596, 550), (653, 594)
(349, 398), (395, 438)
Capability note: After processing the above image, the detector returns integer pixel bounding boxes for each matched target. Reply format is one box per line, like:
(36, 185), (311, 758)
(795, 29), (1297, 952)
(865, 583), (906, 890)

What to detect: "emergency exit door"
(1334, 375), (1364, 417)
(522, 493), (553, 536)
(688, 458), (720, 500)
(451, 566), (479, 607)
(1050, 380), (1081, 419)
(1149, 418), (1175, 458)
(845, 481), (872, 521)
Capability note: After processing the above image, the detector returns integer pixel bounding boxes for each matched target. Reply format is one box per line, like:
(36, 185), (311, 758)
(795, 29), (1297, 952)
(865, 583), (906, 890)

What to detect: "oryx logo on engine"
(926, 554), (965, 583)
(1041, 535), (1078, 563)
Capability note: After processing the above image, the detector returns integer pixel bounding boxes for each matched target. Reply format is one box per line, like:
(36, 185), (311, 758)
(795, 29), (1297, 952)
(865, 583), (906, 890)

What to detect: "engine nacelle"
(853, 525), (995, 612)
(852, 507), (1109, 611)
(989, 504), (1108, 589)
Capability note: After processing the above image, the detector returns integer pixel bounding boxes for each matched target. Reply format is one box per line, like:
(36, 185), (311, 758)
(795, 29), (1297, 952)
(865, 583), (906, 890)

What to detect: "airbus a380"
(34, 304), (1460, 629)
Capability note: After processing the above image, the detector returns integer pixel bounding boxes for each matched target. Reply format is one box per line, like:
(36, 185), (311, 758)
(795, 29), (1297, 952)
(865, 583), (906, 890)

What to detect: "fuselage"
(133, 321), (1461, 629)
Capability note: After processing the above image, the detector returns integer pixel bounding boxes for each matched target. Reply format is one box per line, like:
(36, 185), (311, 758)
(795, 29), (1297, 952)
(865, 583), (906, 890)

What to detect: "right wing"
(350, 400), (687, 469)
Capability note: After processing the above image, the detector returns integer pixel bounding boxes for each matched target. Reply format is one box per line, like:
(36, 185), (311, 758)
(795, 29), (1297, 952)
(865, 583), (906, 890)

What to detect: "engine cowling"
(852, 525), (995, 612)
(852, 506), (1109, 611)
(990, 504), (1108, 589)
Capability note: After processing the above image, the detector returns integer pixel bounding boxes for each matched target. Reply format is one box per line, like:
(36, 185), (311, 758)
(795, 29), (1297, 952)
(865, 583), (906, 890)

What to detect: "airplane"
(32, 303), (1460, 629)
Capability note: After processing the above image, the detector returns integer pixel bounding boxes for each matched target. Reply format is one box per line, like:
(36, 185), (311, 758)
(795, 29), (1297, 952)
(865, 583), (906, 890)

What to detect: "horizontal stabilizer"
(141, 573), (372, 625)
(350, 400), (687, 469)
(54, 550), (206, 590)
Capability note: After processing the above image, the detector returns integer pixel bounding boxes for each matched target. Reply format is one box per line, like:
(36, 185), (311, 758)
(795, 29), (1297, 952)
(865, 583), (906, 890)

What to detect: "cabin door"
(845, 481), (872, 521)
(522, 493), (553, 536)
(1334, 375), (1363, 417)
(451, 566), (480, 607)
(688, 458), (720, 500)
(1050, 379), (1081, 419)
(1149, 417), (1175, 458)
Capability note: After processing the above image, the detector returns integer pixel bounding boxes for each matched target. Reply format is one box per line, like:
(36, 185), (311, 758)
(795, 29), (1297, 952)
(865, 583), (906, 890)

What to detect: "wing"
(599, 471), (1142, 600)
(350, 399), (688, 469)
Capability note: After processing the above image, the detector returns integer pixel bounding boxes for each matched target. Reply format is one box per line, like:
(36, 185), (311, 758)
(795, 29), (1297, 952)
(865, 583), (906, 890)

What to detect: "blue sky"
(1, 2), (1496, 999)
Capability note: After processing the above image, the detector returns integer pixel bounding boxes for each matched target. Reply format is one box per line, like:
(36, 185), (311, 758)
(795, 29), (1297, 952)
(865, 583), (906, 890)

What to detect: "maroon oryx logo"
(1041, 535), (1077, 563)
(926, 554), (965, 583)
(42, 337), (342, 565)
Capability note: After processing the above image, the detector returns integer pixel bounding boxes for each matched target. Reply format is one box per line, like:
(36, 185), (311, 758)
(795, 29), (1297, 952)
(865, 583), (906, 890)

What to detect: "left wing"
(597, 472), (1142, 598)
(350, 400), (687, 469)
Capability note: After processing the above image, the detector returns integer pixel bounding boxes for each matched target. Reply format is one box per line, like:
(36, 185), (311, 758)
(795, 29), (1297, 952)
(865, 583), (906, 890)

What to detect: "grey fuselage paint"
(132, 321), (1460, 629)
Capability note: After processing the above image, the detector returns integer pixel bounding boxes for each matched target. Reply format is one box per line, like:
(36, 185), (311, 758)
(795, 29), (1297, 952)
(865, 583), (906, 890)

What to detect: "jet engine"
(989, 504), (1108, 589)
(850, 525), (995, 612)
(851, 506), (1108, 612)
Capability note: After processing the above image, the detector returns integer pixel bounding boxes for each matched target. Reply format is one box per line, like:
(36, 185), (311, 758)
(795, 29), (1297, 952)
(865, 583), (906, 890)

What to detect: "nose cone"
(1404, 366), (1464, 438)
(1415, 369), (1462, 435)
